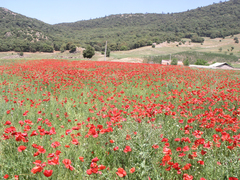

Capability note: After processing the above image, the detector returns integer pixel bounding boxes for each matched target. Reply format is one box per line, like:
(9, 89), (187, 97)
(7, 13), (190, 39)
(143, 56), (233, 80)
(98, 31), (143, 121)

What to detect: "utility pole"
(104, 41), (107, 61)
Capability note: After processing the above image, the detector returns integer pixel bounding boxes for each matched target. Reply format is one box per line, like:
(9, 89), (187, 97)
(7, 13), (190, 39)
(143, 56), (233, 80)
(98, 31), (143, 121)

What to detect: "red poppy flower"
(4, 121), (11, 125)
(3, 174), (9, 179)
(113, 146), (119, 151)
(31, 166), (43, 174)
(152, 144), (159, 149)
(98, 165), (106, 170)
(79, 156), (84, 162)
(18, 145), (27, 152)
(182, 163), (192, 171)
(197, 160), (204, 165)
(86, 169), (92, 175)
(43, 170), (53, 177)
(91, 157), (99, 162)
(126, 134), (131, 140)
(109, 139), (115, 143)
(182, 146), (189, 152)
(123, 146), (132, 153)
(116, 168), (127, 177)
(130, 167), (135, 173)
(62, 159), (74, 171)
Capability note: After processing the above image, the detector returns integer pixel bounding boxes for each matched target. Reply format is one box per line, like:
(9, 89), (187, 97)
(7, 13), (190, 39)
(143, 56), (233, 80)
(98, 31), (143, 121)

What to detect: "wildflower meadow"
(0, 60), (239, 179)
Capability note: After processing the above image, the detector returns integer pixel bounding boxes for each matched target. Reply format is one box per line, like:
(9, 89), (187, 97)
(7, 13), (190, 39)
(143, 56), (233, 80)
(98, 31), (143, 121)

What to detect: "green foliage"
(19, 51), (23, 56)
(234, 37), (239, 43)
(1, 0), (240, 51)
(69, 44), (76, 53)
(83, 45), (95, 58)
(93, 45), (101, 51)
(60, 44), (66, 53)
(219, 47), (222, 52)
(120, 45), (128, 51)
(106, 49), (110, 57)
(190, 36), (205, 43)
(183, 58), (189, 66)
(152, 44), (155, 48)
(195, 59), (208, 65)
(173, 51), (238, 63)
(41, 44), (54, 53)
(143, 55), (164, 64)
(170, 58), (178, 65)
(14, 47), (21, 52)
(65, 42), (72, 50)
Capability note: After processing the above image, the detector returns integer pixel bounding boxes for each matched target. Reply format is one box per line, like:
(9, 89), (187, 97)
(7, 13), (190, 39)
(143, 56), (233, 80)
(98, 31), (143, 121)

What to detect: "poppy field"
(0, 59), (239, 180)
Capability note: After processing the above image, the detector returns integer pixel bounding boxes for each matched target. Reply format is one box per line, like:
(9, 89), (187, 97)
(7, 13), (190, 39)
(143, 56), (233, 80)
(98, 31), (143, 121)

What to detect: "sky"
(1, 0), (227, 24)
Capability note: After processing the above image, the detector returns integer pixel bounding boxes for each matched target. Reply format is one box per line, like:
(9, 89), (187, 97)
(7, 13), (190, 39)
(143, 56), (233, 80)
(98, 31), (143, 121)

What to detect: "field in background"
(0, 34), (240, 66)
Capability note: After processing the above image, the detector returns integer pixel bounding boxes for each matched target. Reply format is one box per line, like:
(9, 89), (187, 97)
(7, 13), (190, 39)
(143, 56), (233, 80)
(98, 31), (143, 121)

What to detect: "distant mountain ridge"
(1, 0), (240, 52)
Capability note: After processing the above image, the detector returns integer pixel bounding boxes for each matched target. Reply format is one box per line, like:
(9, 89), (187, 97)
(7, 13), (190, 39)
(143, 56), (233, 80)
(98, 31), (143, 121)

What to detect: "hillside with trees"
(1, 0), (240, 52)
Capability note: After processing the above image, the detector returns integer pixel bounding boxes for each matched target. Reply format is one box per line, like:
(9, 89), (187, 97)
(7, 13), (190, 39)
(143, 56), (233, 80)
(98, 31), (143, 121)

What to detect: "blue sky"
(1, 0), (226, 24)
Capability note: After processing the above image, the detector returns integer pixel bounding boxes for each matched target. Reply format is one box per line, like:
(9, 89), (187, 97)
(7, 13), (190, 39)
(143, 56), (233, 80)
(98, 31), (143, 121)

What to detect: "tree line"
(1, 0), (240, 52)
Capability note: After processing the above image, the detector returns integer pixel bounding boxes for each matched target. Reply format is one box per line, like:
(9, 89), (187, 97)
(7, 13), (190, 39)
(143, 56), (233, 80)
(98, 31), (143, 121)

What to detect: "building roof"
(209, 62), (233, 68)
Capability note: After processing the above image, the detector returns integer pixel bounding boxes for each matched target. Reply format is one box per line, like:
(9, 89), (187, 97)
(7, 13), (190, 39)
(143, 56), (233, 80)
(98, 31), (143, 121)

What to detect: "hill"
(1, 0), (240, 52)
(55, 0), (240, 51)
(0, 7), (74, 52)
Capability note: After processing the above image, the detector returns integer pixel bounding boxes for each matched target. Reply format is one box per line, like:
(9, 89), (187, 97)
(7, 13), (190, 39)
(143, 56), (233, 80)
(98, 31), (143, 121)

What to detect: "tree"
(191, 35), (204, 43)
(60, 44), (66, 53)
(120, 45), (128, 51)
(171, 58), (178, 65)
(106, 49), (110, 57)
(195, 59), (207, 65)
(183, 58), (189, 66)
(66, 42), (72, 50)
(69, 44), (76, 53)
(83, 45), (95, 58)
(41, 44), (54, 53)
(93, 45), (101, 51)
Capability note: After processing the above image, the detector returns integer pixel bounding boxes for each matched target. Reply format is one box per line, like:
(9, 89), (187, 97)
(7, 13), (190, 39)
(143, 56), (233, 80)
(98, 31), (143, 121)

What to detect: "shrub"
(106, 49), (110, 57)
(83, 45), (95, 58)
(19, 52), (24, 56)
(190, 36), (204, 43)
(41, 44), (54, 53)
(60, 44), (66, 53)
(93, 45), (101, 52)
(152, 44), (155, 48)
(183, 58), (189, 66)
(120, 45), (128, 51)
(69, 44), (76, 53)
(195, 59), (207, 65)
(171, 58), (178, 65)
(234, 37), (239, 43)
(14, 47), (21, 52)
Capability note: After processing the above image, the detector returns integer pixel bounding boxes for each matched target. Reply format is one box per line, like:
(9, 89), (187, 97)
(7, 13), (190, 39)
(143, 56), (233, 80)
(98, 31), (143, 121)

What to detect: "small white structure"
(209, 62), (233, 69)
(162, 60), (171, 65)
(190, 62), (234, 70)
(161, 60), (183, 66)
